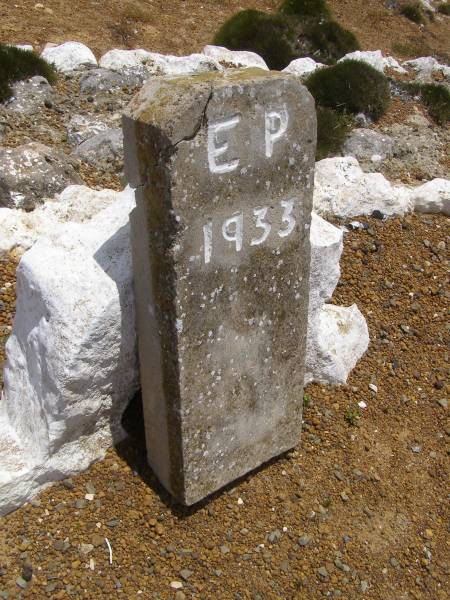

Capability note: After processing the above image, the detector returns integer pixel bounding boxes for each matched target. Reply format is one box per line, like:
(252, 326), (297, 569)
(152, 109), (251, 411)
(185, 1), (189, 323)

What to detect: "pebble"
(317, 566), (329, 579)
(437, 398), (448, 409)
(220, 545), (230, 554)
(368, 383), (378, 393)
(360, 580), (369, 592)
(15, 577), (27, 589)
(298, 534), (311, 547)
(170, 581), (183, 590)
(267, 529), (282, 543)
(411, 445), (422, 453)
(179, 569), (193, 581)
(175, 592), (186, 600)
(340, 491), (350, 502)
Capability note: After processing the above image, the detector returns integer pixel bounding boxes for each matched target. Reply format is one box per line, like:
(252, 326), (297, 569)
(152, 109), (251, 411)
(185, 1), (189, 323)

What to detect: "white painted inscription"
(251, 207), (271, 247)
(203, 199), (297, 264)
(207, 106), (289, 174)
(222, 212), (244, 253)
(207, 116), (241, 174)
(265, 106), (289, 158)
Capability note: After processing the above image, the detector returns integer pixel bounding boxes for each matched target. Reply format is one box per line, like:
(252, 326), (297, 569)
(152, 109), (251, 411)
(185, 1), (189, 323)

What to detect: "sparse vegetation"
(213, 0), (360, 70)
(438, 2), (450, 14)
(303, 393), (311, 408)
(392, 39), (432, 58)
(412, 83), (450, 125)
(400, 2), (424, 24)
(315, 105), (353, 160)
(0, 44), (56, 103)
(278, 0), (331, 20)
(344, 406), (360, 426)
(305, 59), (390, 120)
(213, 9), (294, 70)
(305, 20), (360, 64)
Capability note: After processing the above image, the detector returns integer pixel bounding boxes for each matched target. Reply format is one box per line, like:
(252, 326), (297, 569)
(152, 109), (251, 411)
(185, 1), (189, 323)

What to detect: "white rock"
(403, 56), (450, 86)
(203, 45), (268, 70)
(339, 50), (407, 74)
(41, 41), (97, 73)
(10, 44), (34, 52)
(0, 185), (124, 255)
(411, 178), (450, 215)
(0, 186), (139, 515)
(313, 157), (412, 218)
(304, 304), (369, 385)
(99, 49), (218, 77)
(282, 57), (326, 77)
(308, 212), (343, 317)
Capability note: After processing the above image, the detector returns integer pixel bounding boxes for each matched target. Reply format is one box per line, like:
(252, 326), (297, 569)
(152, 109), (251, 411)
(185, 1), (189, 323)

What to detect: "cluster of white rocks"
(15, 40), (450, 89)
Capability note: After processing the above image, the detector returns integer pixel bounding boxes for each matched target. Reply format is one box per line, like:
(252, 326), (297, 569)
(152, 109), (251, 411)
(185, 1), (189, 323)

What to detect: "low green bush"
(278, 0), (331, 20)
(438, 2), (450, 14)
(415, 83), (450, 125)
(305, 20), (360, 63)
(305, 59), (390, 120)
(400, 2), (424, 24)
(0, 44), (56, 102)
(315, 105), (352, 160)
(213, 9), (294, 70)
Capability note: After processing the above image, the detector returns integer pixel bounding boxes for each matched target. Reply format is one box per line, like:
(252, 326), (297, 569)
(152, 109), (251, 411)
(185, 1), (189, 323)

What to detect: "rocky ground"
(0, 212), (448, 599)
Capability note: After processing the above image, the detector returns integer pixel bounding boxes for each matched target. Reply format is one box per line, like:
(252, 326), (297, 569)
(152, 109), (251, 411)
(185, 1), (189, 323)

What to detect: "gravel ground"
(0, 213), (448, 600)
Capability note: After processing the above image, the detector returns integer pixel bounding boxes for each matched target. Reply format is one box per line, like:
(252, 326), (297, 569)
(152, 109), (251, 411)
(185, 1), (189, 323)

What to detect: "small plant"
(0, 44), (56, 103)
(344, 406), (360, 426)
(400, 2), (424, 24)
(438, 2), (450, 14)
(315, 106), (353, 160)
(213, 9), (295, 70)
(305, 59), (390, 120)
(411, 83), (450, 125)
(303, 393), (311, 408)
(305, 20), (360, 64)
(278, 0), (331, 20)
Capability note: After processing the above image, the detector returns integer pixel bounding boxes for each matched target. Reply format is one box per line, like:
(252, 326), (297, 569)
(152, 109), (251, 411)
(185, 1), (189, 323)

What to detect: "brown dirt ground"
(0, 0), (449, 62)
(0, 214), (448, 599)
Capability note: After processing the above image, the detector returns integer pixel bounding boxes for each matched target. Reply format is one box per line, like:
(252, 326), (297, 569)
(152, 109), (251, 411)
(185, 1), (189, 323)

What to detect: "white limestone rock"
(313, 157), (412, 218)
(305, 304), (369, 385)
(411, 178), (450, 215)
(99, 49), (218, 78)
(66, 114), (118, 146)
(339, 50), (407, 74)
(41, 42), (97, 73)
(282, 57), (325, 78)
(203, 45), (269, 70)
(403, 56), (450, 88)
(0, 187), (139, 515)
(0, 185), (125, 254)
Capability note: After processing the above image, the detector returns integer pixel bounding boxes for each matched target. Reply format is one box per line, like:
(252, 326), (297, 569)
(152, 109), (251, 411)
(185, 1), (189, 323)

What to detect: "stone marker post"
(123, 69), (316, 505)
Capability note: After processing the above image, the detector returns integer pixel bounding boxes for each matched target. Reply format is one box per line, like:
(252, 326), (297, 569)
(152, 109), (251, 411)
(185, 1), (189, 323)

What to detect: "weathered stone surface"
(404, 56), (450, 89)
(79, 68), (142, 96)
(313, 157), (412, 218)
(66, 114), (119, 146)
(0, 142), (82, 210)
(123, 70), (316, 505)
(342, 128), (394, 163)
(6, 76), (53, 115)
(338, 50), (406, 74)
(72, 128), (123, 171)
(0, 187), (138, 515)
(305, 304), (369, 385)
(411, 178), (450, 215)
(283, 57), (325, 78)
(203, 45), (268, 70)
(41, 41), (97, 73)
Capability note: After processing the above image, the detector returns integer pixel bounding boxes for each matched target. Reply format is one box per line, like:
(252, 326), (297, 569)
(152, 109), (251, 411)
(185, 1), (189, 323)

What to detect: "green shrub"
(305, 59), (390, 120)
(213, 9), (294, 70)
(416, 83), (450, 125)
(305, 20), (360, 63)
(315, 106), (353, 160)
(400, 2), (424, 24)
(278, 0), (331, 20)
(438, 2), (450, 14)
(0, 44), (56, 103)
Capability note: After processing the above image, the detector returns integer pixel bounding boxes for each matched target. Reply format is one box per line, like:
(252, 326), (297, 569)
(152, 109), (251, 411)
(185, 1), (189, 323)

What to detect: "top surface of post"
(124, 69), (316, 505)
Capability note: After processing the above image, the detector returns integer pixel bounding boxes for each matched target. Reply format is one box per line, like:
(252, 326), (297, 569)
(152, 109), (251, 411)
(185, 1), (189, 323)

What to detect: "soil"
(0, 213), (449, 599)
(0, 0), (449, 62)
(0, 1), (449, 599)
